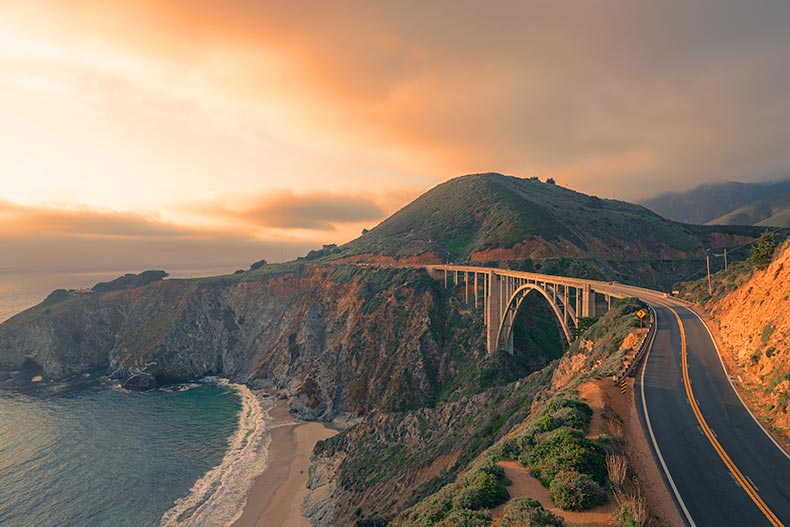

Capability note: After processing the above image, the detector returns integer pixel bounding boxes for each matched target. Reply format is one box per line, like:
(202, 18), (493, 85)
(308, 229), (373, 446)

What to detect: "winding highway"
(425, 264), (790, 525)
(626, 291), (790, 527)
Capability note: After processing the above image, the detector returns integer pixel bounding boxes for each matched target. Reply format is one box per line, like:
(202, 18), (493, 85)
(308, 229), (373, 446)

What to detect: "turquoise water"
(0, 383), (243, 527)
(0, 269), (272, 527)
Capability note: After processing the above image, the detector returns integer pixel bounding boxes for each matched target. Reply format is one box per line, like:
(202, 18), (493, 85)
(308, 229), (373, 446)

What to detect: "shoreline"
(231, 400), (337, 527)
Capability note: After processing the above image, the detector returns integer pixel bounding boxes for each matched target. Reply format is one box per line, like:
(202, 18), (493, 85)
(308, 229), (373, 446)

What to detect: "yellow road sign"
(636, 309), (647, 319)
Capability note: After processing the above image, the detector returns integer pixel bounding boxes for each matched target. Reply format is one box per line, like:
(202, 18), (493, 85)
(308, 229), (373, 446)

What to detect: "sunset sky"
(2, 1), (790, 272)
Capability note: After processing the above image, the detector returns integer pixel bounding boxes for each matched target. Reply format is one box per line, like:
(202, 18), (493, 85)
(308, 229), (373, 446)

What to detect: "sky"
(2, 1), (790, 272)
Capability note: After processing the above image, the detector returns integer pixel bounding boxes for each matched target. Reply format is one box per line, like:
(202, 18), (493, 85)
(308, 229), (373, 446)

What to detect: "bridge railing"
(424, 264), (641, 299)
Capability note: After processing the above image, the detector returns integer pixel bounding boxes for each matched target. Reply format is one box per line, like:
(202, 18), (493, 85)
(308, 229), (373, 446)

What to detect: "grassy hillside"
(707, 193), (790, 227)
(642, 179), (790, 225)
(344, 173), (700, 259)
(337, 173), (771, 289)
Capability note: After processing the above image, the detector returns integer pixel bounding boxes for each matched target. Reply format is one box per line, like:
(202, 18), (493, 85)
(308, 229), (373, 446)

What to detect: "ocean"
(0, 269), (271, 527)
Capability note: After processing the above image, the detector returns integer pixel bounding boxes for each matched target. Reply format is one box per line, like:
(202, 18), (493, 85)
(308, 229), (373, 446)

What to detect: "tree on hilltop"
(751, 232), (777, 269)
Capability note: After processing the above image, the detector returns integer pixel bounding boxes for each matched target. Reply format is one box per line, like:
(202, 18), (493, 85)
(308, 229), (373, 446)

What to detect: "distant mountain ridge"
(707, 193), (790, 227)
(641, 179), (790, 226)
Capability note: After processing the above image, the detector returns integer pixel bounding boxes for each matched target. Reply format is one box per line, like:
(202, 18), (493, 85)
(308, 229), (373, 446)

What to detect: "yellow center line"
(657, 301), (784, 527)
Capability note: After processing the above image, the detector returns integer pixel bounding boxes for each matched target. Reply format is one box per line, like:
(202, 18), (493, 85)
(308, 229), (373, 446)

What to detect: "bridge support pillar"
(486, 271), (500, 355)
(582, 284), (596, 318)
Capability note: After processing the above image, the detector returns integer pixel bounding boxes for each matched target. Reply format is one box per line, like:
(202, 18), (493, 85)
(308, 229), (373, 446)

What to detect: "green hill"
(707, 193), (790, 227)
(641, 179), (790, 225)
(339, 173), (771, 288)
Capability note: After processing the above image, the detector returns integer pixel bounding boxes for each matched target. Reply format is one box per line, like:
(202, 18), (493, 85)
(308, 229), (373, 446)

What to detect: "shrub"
(521, 427), (607, 486)
(499, 497), (565, 526)
(606, 454), (628, 489)
(496, 437), (522, 460)
(435, 509), (491, 527)
(452, 471), (510, 510)
(549, 470), (608, 511)
(762, 322), (776, 342)
(419, 488), (453, 524)
(533, 413), (558, 434)
(613, 487), (649, 527)
(550, 406), (590, 431)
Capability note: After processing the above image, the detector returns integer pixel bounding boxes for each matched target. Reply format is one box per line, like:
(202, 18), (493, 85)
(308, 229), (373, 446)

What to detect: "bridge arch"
(495, 283), (573, 354)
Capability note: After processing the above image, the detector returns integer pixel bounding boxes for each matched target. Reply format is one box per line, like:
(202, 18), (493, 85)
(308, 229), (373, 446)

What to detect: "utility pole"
(706, 253), (713, 295)
(724, 248), (728, 271)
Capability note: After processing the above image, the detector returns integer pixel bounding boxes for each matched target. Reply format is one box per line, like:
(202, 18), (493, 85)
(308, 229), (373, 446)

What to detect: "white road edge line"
(686, 307), (790, 461)
(641, 306), (697, 527)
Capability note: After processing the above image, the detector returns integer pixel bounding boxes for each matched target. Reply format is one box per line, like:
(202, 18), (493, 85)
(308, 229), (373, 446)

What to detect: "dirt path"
(492, 461), (616, 527)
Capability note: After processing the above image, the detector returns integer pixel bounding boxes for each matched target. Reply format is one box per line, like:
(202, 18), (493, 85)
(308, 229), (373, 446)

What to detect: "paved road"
(632, 298), (790, 527)
(419, 265), (790, 525)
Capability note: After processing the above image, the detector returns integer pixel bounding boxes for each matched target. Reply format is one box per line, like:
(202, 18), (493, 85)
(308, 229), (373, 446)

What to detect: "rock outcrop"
(0, 263), (557, 420)
(710, 243), (790, 438)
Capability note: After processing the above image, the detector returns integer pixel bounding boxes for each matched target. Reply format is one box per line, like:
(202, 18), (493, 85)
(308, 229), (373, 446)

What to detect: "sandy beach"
(232, 400), (337, 527)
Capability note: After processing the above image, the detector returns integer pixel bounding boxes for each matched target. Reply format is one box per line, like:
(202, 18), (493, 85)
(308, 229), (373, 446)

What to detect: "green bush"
(751, 232), (776, 269)
(419, 489), (453, 524)
(548, 470), (608, 511)
(496, 437), (522, 460)
(533, 413), (558, 434)
(435, 509), (492, 527)
(452, 471), (510, 510)
(521, 427), (607, 486)
(499, 497), (565, 526)
(550, 406), (589, 431)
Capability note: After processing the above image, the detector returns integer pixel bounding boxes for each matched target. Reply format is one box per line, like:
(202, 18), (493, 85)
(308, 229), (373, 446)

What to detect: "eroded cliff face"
(303, 299), (647, 527)
(710, 244), (790, 438)
(0, 265), (476, 418)
(0, 263), (555, 421)
(304, 376), (546, 527)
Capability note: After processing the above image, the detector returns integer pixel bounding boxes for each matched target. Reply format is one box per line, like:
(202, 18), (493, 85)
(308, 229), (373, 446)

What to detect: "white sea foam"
(159, 380), (271, 527)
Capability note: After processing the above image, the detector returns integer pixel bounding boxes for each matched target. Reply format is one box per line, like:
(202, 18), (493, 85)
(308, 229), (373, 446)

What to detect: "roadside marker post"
(620, 380), (627, 394)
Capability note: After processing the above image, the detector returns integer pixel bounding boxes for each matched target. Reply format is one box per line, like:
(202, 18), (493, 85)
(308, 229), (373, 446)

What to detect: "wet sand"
(232, 401), (337, 527)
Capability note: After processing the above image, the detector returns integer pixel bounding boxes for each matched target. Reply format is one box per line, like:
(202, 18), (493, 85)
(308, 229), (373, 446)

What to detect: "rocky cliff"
(302, 298), (651, 527)
(707, 243), (790, 441)
(0, 263), (558, 419)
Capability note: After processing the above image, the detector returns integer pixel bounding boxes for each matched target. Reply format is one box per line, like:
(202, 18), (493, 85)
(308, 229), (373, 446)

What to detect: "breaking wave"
(160, 380), (270, 527)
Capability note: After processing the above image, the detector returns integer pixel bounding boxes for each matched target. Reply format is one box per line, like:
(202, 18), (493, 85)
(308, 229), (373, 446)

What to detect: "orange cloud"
(0, 199), (320, 272)
(3, 0), (790, 209)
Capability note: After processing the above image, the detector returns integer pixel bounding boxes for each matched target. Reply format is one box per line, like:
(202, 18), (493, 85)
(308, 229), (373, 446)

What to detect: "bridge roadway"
(426, 265), (790, 527)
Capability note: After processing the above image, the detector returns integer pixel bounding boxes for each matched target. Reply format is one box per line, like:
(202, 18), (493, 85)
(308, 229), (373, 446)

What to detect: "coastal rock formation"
(0, 264), (554, 419)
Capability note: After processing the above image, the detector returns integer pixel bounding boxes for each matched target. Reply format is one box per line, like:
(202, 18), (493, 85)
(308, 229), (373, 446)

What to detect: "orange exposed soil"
(708, 244), (790, 448)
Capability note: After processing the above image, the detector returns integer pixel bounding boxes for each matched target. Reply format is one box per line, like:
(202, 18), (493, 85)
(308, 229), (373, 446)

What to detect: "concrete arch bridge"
(425, 265), (633, 354)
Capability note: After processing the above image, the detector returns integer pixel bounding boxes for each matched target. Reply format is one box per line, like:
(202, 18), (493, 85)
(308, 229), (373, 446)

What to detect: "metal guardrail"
(614, 305), (657, 384)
